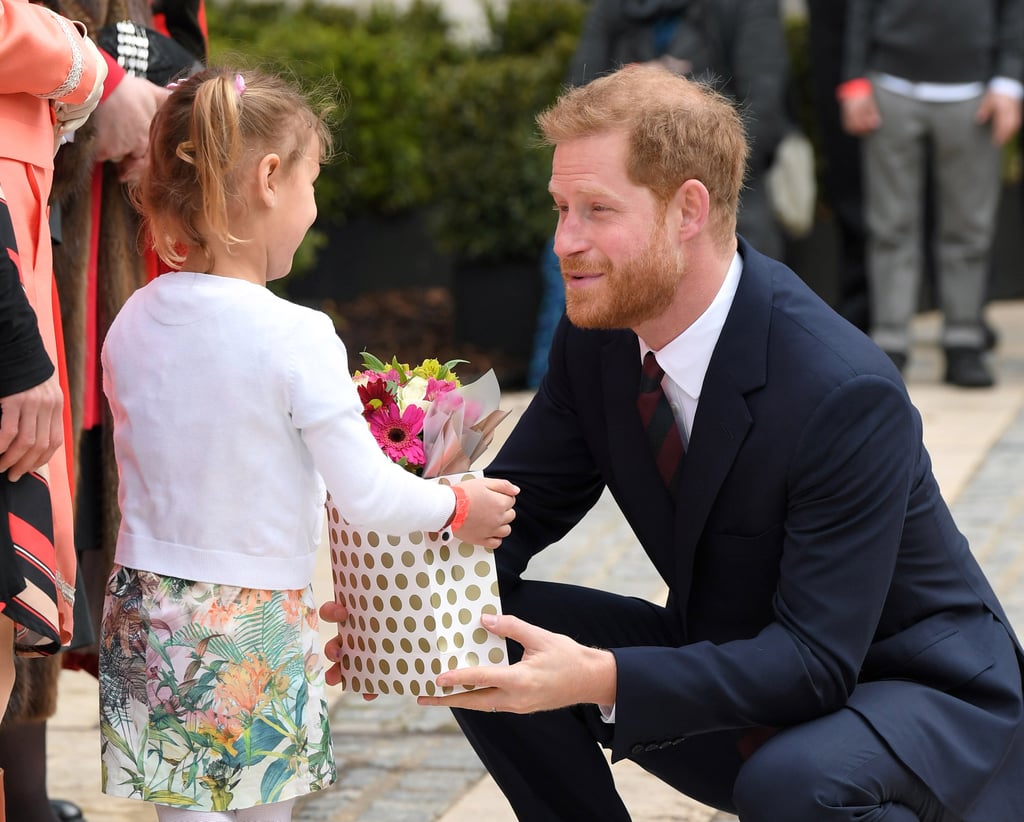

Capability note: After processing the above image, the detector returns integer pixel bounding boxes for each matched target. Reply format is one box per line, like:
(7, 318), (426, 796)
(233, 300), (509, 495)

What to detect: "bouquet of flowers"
(353, 352), (509, 478)
(325, 353), (511, 696)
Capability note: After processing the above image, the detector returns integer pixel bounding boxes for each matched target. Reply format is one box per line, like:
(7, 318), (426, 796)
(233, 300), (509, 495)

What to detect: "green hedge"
(206, 0), (585, 270)
(207, 1), (455, 217)
(423, 0), (584, 264)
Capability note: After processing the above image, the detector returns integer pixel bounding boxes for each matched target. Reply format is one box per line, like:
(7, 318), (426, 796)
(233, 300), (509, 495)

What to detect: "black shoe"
(944, 347), (995, 388)
(883, 350), (908, 373)
(50, 799), (85, 821)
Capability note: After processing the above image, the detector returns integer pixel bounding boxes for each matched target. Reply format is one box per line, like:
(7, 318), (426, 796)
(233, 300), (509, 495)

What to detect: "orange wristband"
(839, 77), (872, 100)
(836, 78), (872, 101)
(448, 485), (470, 532)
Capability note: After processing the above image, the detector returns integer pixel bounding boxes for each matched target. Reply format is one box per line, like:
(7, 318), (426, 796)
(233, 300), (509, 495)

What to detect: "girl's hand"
(319, 600), (376, 700)
(452, 477), (519, 549)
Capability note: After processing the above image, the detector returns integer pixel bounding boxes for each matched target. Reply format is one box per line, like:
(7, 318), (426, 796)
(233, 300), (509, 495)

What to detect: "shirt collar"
(639, 250), (742, 400)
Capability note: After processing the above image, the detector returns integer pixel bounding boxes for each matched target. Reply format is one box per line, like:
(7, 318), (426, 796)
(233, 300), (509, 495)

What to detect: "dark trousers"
(806, 0), (869, 332)
(453, 580), (959, 821)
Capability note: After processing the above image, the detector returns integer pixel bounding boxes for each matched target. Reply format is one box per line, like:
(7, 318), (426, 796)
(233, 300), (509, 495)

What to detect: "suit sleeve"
(995, 0), (1024, 81)
(485, 316), (606, 584)
(0, 0), (100, 103)
(0, 198), (53, 398)
(609, 374), (916, 760)
(841, 0), (874, 83)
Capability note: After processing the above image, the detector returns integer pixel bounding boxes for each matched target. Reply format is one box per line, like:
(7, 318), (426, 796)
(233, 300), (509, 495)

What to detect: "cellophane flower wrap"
(350, 353), (509, 478)
(326, 354), (510, 696)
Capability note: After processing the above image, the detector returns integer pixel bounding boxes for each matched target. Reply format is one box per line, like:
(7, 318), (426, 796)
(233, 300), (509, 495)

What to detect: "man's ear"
(673, 178), (710, 240)
(255, 153), (282, 206)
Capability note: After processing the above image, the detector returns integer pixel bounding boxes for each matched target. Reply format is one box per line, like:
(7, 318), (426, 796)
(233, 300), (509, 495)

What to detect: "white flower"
(397, 376), (430, 410)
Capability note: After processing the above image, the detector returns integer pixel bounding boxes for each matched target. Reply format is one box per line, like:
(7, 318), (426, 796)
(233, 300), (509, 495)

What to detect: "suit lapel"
(593, 242), (774, 624)
(601, 332), (680, 584)
(671, 240), (771, 623)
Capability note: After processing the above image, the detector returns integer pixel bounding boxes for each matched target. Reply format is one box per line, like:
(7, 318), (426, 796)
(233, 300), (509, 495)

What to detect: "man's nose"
(553, 215), (588, 259)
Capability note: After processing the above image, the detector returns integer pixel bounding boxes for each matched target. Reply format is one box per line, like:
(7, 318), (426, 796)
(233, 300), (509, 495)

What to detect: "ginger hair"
(134, 66), (337, 269)
(537, 64), (749, 249)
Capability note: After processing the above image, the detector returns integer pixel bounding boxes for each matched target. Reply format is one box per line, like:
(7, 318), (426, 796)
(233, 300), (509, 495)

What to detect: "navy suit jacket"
(487, 239), (1024, 820)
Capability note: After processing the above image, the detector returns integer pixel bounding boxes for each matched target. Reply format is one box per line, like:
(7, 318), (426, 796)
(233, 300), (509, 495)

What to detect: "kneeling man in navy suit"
(326, 64), (1024, 821)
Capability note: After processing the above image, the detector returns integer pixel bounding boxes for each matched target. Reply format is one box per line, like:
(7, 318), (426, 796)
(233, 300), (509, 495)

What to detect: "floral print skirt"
(98, 565), (337, 811)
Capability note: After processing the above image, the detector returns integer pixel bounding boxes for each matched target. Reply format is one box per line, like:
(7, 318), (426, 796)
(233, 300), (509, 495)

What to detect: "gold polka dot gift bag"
(328, 355), (511, 696)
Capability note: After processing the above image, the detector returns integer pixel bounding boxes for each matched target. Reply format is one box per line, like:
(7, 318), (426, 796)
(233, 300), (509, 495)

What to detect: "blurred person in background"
(839, 0), (1022, 387)
(528, 0), (790, 387)
(0, 3), (204, 819)
(0, 1), (106, 818)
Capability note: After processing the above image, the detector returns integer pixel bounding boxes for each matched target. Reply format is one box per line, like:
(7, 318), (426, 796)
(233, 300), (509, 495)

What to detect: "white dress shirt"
(638, 251), (743, 443)
(601, 250), (743, 723)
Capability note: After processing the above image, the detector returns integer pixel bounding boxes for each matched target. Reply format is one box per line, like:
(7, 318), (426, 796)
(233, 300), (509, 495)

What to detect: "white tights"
(155, 798), (296, 821)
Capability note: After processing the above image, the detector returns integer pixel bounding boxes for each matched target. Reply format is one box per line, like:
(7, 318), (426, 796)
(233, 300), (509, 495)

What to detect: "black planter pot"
(452, 260), (542, 389)
(289, 211), (452, 304)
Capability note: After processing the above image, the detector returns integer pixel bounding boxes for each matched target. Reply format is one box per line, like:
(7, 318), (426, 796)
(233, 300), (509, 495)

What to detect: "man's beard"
(561, 224), (684, 330)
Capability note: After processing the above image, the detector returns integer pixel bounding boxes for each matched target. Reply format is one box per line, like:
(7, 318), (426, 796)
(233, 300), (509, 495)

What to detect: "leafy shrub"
(423, 0), (585, 265)
(208, 0), (454, 218)
(206, 0), (585, 273)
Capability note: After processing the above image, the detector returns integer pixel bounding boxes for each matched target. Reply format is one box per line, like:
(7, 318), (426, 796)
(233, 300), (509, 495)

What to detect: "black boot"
(944, 347), (995, 388)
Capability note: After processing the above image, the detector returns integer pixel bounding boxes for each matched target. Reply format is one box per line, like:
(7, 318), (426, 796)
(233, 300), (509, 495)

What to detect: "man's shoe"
(944, 347), (995, 388)
(50, 798), (85, 821)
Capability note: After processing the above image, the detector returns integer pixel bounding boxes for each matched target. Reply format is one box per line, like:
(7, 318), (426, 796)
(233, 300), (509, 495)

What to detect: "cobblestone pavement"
(48, 302), (1024, 821)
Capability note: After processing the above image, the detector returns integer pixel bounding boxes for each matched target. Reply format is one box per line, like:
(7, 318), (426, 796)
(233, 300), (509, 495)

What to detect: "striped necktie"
(636, 351), (685, 493)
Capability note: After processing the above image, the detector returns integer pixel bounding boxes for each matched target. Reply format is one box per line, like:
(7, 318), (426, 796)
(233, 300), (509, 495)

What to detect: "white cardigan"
(102, 272), (454, 590)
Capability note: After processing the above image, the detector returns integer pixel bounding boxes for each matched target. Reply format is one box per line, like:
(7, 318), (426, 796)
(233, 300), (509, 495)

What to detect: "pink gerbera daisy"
(366, 402), (426, 468)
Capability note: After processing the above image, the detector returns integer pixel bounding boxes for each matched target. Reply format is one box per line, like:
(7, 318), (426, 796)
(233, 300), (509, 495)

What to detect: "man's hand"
(91, 75), (171, 182)
(840, 92), (881, 136)
(976, 90), (1022, 147)
(0, 373), (63, 481)
(415, 614), (617, 714)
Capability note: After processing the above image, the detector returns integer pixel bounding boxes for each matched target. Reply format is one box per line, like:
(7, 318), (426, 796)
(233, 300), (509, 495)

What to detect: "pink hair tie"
(234, 74), (247, 97)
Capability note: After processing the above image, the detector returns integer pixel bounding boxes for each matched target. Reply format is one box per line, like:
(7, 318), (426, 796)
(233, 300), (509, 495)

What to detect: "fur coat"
(5, 0), (159, 728)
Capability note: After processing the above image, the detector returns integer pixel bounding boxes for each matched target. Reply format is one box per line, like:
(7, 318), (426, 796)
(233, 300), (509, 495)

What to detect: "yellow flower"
(412, 358), (444, 379)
